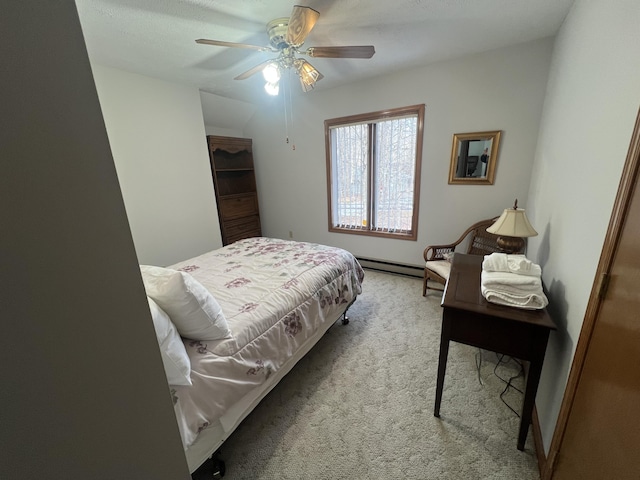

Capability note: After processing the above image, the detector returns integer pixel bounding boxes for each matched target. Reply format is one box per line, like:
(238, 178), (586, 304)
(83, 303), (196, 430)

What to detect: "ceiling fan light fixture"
(262, 62), (281, 83)
(295, 59), (323, 92)
(299, 77), (316, 92)
(264, 81), (280, 96)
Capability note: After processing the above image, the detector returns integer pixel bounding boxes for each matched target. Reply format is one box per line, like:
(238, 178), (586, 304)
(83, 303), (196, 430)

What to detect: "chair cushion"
(425, 260), (452, 279)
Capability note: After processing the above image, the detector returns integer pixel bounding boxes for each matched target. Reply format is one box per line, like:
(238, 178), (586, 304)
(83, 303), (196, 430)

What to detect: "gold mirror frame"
(448, 130), (501, 185)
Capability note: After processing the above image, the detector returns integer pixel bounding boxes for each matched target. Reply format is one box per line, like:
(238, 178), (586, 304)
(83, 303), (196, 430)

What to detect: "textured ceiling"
(77, 0), (573, 106)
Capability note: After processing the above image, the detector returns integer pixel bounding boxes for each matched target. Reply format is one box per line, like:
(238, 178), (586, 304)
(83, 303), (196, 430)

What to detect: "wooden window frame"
(324, 104), (424, 240)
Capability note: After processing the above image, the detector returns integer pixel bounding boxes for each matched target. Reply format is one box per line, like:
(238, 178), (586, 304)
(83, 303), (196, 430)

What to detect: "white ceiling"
(77, 0), (574, 106)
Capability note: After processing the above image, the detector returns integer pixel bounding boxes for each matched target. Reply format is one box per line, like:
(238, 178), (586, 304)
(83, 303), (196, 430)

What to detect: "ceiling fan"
(196, 5), (375, 95)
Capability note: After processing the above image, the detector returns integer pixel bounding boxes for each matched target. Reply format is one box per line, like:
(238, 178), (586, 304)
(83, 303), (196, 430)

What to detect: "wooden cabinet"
(207, 135), (261, 245)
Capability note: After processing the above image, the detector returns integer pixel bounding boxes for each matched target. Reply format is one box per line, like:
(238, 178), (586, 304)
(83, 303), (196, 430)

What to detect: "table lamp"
(486, 199), (538, 254)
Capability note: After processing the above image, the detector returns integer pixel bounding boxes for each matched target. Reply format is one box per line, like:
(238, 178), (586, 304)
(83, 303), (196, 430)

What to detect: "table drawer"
(224, 215), (261, 238)
(219, 194), (258, 220)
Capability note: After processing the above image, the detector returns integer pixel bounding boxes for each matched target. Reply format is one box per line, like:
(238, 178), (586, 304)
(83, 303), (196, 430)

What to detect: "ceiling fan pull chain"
(281, 69), (295, 150)
(283, 72), (290, 145)
(288, 70), (296, 150)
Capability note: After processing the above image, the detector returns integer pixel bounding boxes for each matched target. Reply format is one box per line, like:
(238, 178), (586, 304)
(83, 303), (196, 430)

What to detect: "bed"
(141, 237), (364, 473)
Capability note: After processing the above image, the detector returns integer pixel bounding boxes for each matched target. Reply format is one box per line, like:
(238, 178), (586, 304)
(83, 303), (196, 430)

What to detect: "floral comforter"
(168, 237), (364, 449)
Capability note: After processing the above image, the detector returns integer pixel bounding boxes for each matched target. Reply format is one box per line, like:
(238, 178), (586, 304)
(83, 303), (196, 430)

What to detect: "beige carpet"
(213, 270), (540, 479)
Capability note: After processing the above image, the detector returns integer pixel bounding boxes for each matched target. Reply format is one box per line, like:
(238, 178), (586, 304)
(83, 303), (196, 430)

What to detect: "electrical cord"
(493, 353), (524, 417)
(475, 348), (484, 385)
(474, 350), (525, 417)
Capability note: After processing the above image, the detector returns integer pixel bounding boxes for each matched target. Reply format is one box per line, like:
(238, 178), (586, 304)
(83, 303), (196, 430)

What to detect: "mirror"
(448, 130), (501, 185)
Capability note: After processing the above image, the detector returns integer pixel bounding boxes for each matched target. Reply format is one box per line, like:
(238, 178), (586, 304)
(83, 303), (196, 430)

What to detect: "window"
(325, 104), (424, 240)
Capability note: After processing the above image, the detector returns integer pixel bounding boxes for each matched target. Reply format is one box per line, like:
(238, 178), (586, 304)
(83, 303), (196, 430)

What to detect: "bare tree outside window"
(325, 105), (424, 240)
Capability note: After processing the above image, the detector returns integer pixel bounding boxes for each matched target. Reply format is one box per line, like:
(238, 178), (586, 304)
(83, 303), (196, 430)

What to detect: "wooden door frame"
(542, 106), (640, 479)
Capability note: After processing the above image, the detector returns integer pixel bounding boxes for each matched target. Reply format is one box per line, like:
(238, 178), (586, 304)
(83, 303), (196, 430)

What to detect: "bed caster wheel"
(342, 316), (349, 325)
(211, 459), (225, 479)
(191, 456), (225, 480)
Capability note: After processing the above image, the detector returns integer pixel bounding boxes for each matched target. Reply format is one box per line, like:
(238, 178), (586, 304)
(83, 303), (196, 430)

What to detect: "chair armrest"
(423, 244), (456, 262)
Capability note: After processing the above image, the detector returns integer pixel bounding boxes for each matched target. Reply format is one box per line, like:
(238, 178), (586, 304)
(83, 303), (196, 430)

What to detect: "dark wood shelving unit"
(207, 135), (261, 245)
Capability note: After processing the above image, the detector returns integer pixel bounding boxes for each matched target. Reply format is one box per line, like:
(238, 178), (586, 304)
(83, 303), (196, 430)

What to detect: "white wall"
(204, 125), (244, 137)
(200, 90), (256, 138)
(244, 38), (554, 266)
(525, 0), (640, 452)
(92, 65), (222, 266)
(1, 2), (189, 478)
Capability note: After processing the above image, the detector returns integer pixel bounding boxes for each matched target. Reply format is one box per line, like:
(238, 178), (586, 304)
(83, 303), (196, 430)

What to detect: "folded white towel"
(484, 282), (540, 298)
(480, 269), (548, 309)
(508, 256), (541, 276)
(481, 270), (542, 290)
(481, 285), (549, 309)
(483, 252), (509, 272)
(482, 253), (542, 277)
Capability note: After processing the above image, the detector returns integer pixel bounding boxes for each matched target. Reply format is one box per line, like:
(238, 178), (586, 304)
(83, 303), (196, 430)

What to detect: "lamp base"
(497, 236), (525, 254)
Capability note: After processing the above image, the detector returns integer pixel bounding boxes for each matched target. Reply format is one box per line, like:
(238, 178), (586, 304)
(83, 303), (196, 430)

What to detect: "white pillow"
(140, 265), (231, 341)
(147, 297), (192, 386)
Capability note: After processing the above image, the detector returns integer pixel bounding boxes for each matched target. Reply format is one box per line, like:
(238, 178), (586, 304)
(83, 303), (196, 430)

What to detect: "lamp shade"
(295, 59), (323, 92)
(487, 204), (538, 238)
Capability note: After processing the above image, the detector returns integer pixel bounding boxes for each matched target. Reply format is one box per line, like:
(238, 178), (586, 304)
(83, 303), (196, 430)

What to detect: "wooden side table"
(433, 254), (556, 450)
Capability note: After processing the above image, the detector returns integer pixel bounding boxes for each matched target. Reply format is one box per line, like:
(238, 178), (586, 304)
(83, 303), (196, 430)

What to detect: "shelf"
(217, 192), (256, 199)
(215, 172), (256, 196)
(215, 167), (255, 172)
(213, 156), (253, 170)
(207, 135), (261, 246)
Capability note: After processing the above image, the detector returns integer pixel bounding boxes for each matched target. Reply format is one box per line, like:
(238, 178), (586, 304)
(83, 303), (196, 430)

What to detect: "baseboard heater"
(356, 257), (423, 278)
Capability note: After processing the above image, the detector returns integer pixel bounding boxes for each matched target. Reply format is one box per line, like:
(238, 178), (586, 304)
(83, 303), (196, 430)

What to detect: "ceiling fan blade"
(234, 60), (274, 81)
(196, 39), (273, 52)
(286, 5), (320, 47)
(306, 45), (375, 59)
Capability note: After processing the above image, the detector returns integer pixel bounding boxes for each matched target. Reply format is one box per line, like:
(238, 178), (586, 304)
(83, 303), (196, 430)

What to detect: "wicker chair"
(422, 217), (501, 296)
